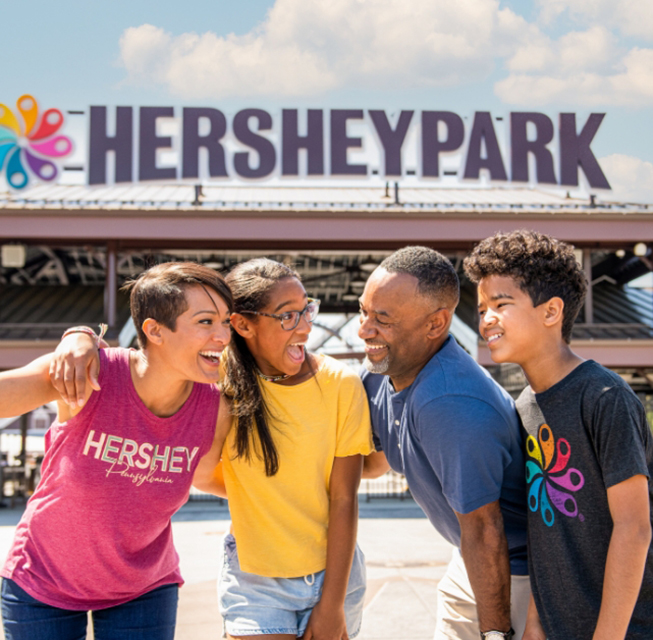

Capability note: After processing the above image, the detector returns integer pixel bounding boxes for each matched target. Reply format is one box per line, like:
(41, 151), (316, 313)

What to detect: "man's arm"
(593, 474), (651, 640)
(456, 500), (512, 634)
(362, 450), (391, 479)
(192, 397), (232, 497)
(0, 354), (63, 418)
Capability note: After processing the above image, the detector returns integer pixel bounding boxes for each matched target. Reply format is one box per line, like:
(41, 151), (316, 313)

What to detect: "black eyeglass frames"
(240, 298), (321, 331)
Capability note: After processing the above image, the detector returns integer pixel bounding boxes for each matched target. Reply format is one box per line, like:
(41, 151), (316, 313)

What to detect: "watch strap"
(480, 628), (515, 639)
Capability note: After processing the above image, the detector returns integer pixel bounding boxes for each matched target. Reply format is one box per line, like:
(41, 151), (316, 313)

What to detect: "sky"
(3, 0), (653, 202)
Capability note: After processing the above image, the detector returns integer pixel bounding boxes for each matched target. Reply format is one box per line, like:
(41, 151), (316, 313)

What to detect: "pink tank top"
(2, 348), (220, 610)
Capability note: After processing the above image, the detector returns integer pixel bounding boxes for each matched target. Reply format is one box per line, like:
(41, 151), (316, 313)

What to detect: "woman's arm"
(0, 354), (63, 418)
(191, 397), (232, 498)
(303, 454), (363, 640)
(362, 450), (390, 479)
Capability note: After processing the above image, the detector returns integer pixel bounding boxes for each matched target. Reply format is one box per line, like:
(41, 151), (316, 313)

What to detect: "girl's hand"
(49, 332), (102, 408)
(301, 600), (348, 640)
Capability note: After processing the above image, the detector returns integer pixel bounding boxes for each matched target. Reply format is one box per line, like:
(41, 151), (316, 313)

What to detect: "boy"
(464, 230), (653, 640)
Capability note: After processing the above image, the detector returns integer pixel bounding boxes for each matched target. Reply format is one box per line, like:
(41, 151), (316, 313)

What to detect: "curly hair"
(463, 230), (587, 343)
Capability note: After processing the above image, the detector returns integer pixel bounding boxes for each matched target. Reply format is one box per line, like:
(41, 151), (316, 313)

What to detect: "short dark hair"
(123, 262), (233, 348)
(380, 246), (460, 309)
(463, 229), (587, 343)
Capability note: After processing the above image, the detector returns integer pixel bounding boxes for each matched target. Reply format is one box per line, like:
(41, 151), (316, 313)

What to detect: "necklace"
(256, 368), (290, 383)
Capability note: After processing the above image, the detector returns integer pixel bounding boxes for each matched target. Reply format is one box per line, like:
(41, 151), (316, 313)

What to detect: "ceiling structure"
(1, 184), (652, 389)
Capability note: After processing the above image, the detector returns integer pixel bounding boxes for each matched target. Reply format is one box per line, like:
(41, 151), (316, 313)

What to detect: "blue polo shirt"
(361, 336), (528, 575)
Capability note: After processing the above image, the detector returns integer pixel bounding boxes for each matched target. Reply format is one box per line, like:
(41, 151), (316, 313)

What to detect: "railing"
(645, 397), (653, 431)
(187, 470), (411, 503)
(360, 471), (411, 501)
(188, 487), (227, 503)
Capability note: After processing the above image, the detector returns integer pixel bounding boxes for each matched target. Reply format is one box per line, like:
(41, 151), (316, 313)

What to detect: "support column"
(583, 248), (593, 324)
(104, 242), (117, 328)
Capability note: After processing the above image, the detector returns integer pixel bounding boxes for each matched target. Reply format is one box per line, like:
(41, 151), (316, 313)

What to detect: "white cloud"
(599, 154), (653, 204)
(537, 0), (653, 41)
(507, 25), (616, 74)
(118, 0), (537, 99)
(496, 27), (653, 106)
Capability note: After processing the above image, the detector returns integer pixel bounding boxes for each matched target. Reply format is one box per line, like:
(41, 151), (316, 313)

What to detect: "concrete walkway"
(0, 498), (453, 639)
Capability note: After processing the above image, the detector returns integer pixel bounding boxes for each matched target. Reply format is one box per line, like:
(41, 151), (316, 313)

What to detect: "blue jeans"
(1, 578), (178, 640)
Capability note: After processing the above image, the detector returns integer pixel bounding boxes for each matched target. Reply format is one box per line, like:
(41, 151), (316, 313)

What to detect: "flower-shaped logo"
(0, 94), (72, 189)
(526, 423), (585, 527)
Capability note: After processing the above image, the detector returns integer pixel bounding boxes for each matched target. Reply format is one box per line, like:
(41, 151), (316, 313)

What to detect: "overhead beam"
(2, 211), (653, 248)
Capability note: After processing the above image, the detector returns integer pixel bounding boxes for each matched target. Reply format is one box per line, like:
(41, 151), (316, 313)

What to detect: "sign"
(0, 95), (73, 190)
(88, 107), (611, 190)
(0, 96), (612, 191)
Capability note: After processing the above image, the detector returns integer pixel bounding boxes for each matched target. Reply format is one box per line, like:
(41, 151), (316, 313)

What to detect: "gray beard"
(363, 354), (390, 374)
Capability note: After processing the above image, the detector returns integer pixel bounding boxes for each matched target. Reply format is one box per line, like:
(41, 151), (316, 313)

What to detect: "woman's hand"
(49, 332), (102, 408)
(301, 599), (348, 640)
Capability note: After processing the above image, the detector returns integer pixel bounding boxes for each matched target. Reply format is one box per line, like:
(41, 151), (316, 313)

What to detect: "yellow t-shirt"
(221, 355), (374, 578)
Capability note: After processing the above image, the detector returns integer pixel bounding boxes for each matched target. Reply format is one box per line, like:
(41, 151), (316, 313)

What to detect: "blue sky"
(3, 0), (653, 201)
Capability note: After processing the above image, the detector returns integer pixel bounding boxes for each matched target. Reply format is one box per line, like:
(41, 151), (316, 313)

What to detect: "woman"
(0, 262), (233, 640)
(211, 258), (374, 640)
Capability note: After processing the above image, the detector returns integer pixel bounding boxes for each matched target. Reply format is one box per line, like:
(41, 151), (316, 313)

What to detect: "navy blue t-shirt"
(361, 336), (528, 575)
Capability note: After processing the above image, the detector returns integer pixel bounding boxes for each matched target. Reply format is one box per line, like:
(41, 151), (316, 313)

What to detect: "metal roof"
(593, 282), (653, 325)
(0, 285), (130, 341)
(1, 279), (651, 345)
(569, 282), (653, 340)
(0, 183), (650, 214)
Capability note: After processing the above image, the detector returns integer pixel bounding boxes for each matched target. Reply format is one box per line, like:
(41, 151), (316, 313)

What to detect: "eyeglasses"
(240, 298), (321, 331)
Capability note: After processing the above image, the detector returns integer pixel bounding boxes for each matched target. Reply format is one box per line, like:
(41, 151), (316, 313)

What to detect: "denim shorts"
(218, 533), (366, 637)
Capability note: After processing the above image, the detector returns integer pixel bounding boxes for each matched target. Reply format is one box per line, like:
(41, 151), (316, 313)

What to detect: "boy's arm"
(522, 594), (546, 640)
(303, 454), (362, 640)
(593, 474), (651, 640)
(191, 397), (232, 497)
(0, 354), (63, 417)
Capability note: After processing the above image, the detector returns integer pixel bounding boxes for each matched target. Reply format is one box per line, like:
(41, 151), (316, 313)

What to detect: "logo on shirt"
(526, 424), (585, 526)
(83, 430), (200, 486)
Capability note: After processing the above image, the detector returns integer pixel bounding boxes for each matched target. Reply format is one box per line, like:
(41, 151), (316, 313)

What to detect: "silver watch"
(480, 630), (514, 640)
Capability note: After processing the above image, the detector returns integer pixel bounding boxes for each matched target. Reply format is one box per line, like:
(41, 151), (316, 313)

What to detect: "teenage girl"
(214, 258), (374, 640)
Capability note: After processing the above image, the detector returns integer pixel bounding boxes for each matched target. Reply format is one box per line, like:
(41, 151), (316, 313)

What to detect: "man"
(359, 246), (529, 640)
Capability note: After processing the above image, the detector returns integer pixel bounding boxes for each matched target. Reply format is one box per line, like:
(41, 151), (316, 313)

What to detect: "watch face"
(483, 634), (507, 640)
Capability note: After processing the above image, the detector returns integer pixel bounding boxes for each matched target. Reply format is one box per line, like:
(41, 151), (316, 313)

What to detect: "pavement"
(0, 498), (454, 640)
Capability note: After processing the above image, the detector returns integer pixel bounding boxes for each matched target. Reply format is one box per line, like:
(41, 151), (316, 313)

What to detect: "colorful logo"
(0, 94), (72, 189)
(526, 423), (585, 527)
